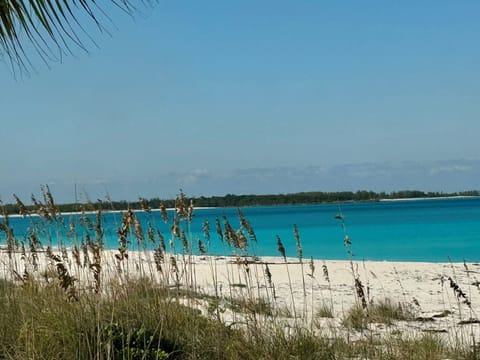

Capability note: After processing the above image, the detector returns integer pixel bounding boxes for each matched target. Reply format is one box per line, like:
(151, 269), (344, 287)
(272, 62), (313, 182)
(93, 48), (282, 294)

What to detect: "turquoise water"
(2, 198), (480, 262)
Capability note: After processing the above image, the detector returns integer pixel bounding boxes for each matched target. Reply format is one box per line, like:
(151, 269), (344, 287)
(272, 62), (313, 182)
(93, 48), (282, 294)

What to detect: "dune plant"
(336, 209), (368, 310)
(0, 189), (478, 359)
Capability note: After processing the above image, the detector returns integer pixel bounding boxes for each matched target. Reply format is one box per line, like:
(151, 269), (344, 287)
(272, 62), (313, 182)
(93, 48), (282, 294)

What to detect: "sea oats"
(448, 276), (471, 307)
(157, 230), (166, 252)
(198, 239), (207, 255)
(13, 194), (28, 216)
(202, 220), (210, 242)
(293, 224), (302, 260)
(153, 244), (164, 273)
(215, 217), (224, 242)
(159, 202), (169, 223)
(355, 277), (368, 309)
(147, 223), (155, 244)
(139, 197), (151, 213)
(276, 236), (286, 261)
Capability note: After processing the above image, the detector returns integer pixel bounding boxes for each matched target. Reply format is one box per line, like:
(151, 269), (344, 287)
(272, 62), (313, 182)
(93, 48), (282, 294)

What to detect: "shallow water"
(2, 198), (480, 262)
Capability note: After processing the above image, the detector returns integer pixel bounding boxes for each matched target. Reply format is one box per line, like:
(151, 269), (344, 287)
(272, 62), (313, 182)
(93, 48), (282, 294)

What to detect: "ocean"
(2, 197), (480, 262)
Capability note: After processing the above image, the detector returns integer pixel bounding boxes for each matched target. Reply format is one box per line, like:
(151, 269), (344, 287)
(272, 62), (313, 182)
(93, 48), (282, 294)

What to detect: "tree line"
(1, 190), (479, 215)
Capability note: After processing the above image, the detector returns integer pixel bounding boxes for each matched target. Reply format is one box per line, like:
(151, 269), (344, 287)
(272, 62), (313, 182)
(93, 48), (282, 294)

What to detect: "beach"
(176, 256), (480, 338)
(2, 248), (479, 340)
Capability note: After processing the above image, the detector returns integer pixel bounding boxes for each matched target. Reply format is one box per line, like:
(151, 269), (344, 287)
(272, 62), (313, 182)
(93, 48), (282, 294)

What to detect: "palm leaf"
(0, 0), (156, 74)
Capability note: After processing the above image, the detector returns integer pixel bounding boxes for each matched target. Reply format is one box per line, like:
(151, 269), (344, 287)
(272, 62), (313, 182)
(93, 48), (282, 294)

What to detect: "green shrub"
(101, 323), (169, 360)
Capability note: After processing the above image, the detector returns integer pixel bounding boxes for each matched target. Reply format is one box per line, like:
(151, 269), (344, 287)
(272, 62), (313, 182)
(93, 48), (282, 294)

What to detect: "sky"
(1, 1), (480, 203)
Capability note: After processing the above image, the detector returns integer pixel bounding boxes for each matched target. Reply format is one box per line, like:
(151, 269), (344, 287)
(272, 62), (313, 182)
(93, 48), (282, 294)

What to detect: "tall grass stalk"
(0, 189), (478, 359)
(277, 235), (297, 321)
(294, 224), (308, 319)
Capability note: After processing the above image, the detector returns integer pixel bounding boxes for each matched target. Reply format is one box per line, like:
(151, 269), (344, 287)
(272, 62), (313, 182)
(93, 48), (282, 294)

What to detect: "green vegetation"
(315, 303), (334, 319)
(342, 299), (414, 330)
(0, 188), (477, 359)
(2, 189), (479, 215)
(0, 276), (474, 359)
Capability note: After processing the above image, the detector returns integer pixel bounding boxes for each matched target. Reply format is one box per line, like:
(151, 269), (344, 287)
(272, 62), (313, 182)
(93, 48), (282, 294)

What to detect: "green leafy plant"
(101, 323), (170, 360)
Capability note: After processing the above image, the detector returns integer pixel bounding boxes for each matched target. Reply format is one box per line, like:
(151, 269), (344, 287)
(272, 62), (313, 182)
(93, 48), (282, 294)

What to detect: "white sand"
(1, 249), (479, 338)
(190, 256), (480, 336)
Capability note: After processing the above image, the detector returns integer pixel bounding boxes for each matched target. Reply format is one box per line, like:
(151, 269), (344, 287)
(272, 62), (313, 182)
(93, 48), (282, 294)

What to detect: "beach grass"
(0, 189), (478, 359)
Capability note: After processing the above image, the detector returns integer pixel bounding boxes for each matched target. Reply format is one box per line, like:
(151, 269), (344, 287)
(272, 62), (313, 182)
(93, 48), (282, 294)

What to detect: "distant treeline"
(2, 190), (479, 215)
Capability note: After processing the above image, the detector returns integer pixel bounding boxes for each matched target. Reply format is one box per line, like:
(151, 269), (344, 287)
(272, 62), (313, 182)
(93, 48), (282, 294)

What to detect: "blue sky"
(1, 1), (479, 202)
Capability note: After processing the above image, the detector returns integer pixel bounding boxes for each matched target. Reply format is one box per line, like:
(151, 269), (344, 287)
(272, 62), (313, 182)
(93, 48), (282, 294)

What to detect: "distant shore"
(0, 206), (216, 219)
(379, 195), (480, 202)
(2, 195), (479, 219)
(2, 190), (479, 216)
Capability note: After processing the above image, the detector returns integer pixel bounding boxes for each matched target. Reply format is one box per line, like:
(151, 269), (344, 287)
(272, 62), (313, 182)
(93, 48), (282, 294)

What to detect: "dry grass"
(0, 189), (477, 359)
(342, 299), (414, 330)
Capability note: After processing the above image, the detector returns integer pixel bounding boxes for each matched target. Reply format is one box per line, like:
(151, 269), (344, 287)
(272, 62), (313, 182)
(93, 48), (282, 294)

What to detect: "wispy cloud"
(176, 168), (211, 186)
(429, 165), (472, 175)
(3, 159), (480, 203)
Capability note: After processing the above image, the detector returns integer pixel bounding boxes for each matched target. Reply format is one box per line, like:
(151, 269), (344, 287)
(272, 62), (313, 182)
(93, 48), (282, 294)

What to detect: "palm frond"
(0, 0), (156, 75)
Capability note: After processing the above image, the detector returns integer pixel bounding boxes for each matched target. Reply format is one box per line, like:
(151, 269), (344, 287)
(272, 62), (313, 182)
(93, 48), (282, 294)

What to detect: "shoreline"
(379, 195), (479, 202)
(0, 246), (475, 264)
(0, 206), (217, 219)
(0, 249), (478, 338)
(1, 196), (479, 218)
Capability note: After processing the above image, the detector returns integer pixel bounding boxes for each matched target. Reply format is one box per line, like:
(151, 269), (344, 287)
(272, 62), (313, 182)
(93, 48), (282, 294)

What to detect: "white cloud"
(176, 168), (211, 186)
(429, 165), (471, 175)
(3, 159), (480, 203)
